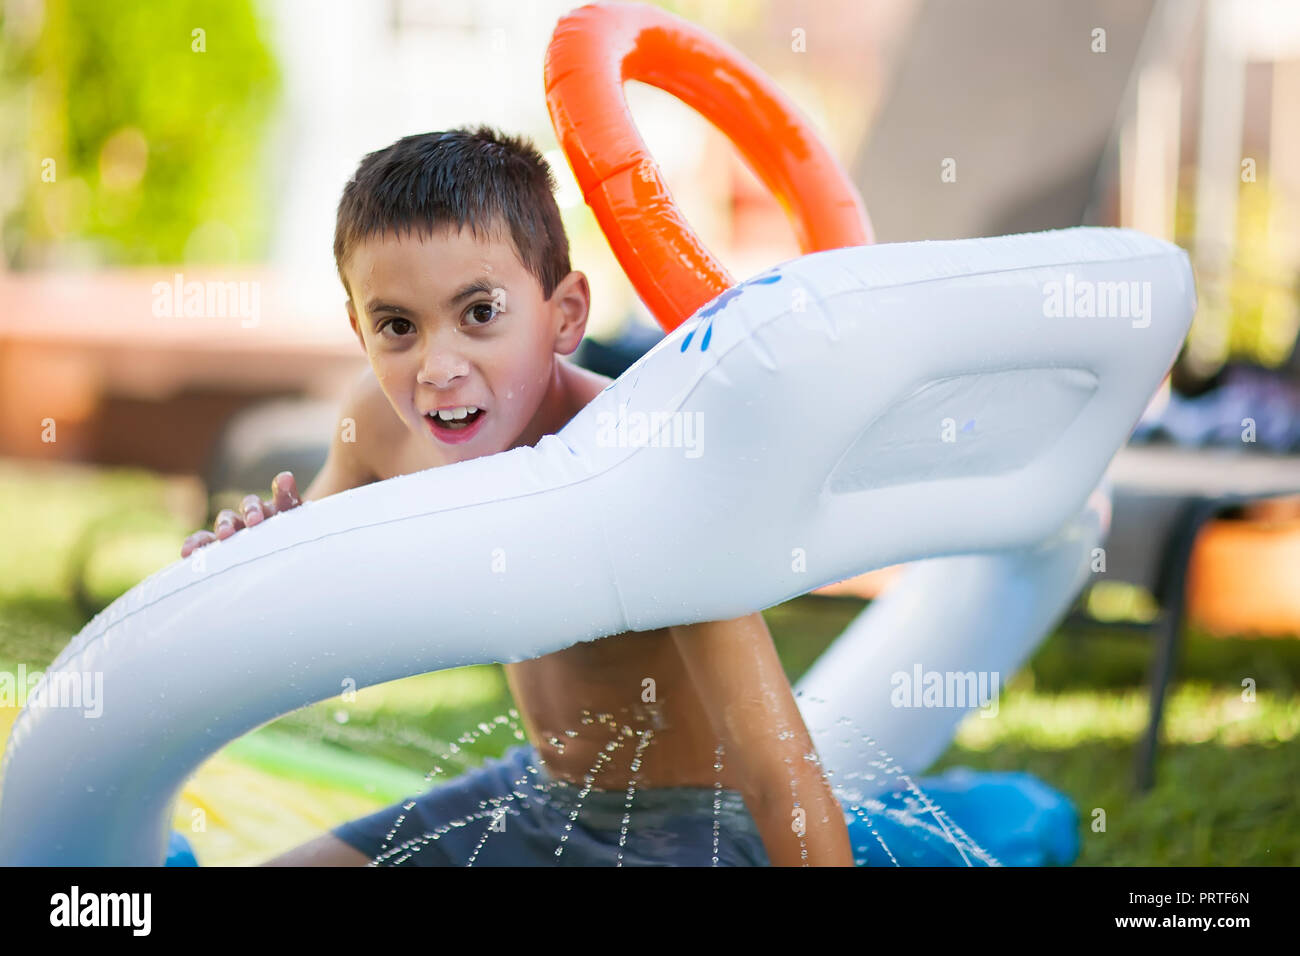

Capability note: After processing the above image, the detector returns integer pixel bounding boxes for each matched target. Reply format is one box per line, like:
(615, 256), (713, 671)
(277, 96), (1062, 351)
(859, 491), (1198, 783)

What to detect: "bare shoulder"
(563, 360), (613, 413)
(340, 366), (408, 481)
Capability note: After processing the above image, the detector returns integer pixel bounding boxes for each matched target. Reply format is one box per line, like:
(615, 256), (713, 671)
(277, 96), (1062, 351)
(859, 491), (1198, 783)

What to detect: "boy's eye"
(380, 317), (415, 337)
(466, 302), (499, 326)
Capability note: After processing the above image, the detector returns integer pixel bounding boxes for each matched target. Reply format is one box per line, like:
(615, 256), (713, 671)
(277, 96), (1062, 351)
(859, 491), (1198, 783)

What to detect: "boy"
(182, 127), (853, 866)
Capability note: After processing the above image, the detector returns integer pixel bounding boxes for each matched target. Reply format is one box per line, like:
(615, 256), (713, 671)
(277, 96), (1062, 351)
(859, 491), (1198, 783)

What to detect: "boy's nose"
(418, 349), (470, 388)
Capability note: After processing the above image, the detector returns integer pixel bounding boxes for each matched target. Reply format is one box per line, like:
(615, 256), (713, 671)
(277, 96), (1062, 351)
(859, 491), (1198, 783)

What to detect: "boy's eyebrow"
(364, 278), (501, 317)
(366, 299), (413, 316)
(446, 277), (500, 307)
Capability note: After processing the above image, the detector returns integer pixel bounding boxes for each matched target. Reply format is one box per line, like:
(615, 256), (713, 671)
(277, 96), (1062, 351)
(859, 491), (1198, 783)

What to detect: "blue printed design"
(680, 271), (783, 353)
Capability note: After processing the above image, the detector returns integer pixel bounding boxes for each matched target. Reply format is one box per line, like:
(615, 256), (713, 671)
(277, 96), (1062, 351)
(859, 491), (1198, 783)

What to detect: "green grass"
(2, 459), (1297, 865)
(933, 683), (1299, 865)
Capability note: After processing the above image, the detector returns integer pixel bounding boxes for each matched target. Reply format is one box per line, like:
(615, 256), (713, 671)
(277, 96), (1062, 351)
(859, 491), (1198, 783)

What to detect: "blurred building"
(854, 0), (1300, 383)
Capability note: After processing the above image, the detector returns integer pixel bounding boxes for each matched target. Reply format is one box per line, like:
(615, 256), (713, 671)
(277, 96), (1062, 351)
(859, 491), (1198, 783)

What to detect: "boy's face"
(343, 223), (588, 462)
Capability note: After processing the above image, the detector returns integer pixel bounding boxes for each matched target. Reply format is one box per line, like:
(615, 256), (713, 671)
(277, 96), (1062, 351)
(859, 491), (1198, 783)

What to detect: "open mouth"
(429, 406), (484, 429)
(426, 405), (487, 443)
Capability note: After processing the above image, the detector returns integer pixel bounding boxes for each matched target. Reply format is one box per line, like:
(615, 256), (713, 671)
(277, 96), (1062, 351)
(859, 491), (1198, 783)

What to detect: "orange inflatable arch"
(545, 1), (872, 332)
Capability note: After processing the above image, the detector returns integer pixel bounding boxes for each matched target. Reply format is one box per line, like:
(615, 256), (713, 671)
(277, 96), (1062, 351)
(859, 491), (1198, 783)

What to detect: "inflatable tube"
(544, 1), (1105, 807)
(545, 1), (871, 329)
(847, 767), (1081, 867)
(0, 228), (1194, 865)
(796, 484), (1111, 794)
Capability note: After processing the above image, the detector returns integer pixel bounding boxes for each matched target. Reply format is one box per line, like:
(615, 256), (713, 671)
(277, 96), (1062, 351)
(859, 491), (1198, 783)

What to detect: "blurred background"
(2, 0), (1298, 865)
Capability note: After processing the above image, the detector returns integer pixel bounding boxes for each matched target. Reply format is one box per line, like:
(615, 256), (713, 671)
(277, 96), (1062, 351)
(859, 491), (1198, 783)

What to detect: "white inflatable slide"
(0, 228), (1195, 864)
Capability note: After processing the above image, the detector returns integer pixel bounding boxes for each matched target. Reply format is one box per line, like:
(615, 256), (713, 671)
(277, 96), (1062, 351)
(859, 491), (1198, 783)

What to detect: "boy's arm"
(668, 613), (854, 866)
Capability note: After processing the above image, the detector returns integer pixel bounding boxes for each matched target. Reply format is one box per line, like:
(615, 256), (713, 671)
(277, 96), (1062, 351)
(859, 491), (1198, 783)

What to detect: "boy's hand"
(180, 471), (302, 558)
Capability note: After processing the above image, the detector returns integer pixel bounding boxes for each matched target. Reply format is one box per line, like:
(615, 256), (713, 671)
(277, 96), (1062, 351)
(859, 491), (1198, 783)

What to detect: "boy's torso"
(353, 360), (745, 793)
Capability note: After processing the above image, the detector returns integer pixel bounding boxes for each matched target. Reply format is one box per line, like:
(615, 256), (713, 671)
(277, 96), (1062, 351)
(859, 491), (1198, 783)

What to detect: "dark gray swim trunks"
(331, 744), (771, 866)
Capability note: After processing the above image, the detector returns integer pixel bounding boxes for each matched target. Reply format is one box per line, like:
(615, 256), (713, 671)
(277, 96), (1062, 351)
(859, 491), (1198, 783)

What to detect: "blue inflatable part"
(846, 768), (1079, 867)
(164, 830), (198, 867)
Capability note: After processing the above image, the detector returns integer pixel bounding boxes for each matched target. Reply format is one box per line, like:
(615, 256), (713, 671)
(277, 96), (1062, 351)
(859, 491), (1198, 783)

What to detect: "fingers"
(213, 508), (244, 541)
(241, 493), (269, 528)
(180, 472), (300, 558)
(181, 530), (217, 558)
(272, 471), (301, 514)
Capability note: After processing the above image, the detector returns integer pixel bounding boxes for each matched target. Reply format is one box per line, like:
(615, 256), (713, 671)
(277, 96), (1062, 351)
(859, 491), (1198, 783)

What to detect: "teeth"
(432, 406), (479, 422)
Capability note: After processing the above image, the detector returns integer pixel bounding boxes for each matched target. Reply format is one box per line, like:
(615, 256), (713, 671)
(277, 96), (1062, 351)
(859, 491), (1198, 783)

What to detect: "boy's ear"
(549, 271), (590, 356)
(346, 300), (366, 352)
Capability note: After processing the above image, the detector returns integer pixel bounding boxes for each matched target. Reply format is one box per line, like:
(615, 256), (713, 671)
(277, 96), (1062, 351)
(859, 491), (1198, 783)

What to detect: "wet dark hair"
(333, 125), (571, 300)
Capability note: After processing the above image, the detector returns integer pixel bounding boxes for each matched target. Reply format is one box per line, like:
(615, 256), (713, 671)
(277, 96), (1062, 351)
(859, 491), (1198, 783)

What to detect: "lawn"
(1, 458), (1296, 865)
